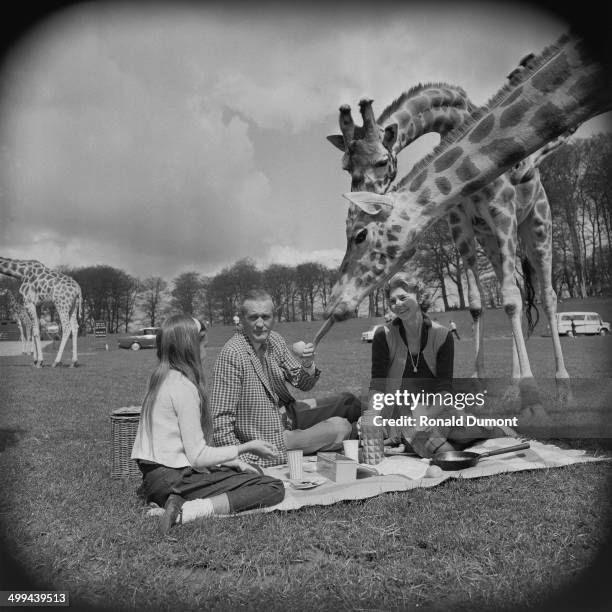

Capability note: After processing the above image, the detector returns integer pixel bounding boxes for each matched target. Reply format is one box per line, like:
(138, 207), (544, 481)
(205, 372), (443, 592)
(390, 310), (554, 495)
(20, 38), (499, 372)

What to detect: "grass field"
(1, 301), (611, 611)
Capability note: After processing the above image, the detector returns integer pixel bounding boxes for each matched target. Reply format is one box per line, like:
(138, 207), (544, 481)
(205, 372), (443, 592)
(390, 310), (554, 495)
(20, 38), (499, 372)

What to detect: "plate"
(290, 476), (326, 490)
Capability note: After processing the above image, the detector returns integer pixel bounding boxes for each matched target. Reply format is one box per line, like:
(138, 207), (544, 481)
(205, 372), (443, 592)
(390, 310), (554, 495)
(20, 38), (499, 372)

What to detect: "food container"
(316, 452), (357, 483)
(360, 409), (385, 465)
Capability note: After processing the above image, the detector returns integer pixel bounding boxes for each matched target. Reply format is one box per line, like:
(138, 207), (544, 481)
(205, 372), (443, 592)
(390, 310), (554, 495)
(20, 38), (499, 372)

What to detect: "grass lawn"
(1, 306), (611, 611)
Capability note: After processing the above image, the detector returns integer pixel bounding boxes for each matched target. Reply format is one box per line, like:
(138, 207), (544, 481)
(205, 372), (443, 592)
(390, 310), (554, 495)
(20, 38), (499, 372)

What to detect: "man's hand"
(292, 341), (315, 368)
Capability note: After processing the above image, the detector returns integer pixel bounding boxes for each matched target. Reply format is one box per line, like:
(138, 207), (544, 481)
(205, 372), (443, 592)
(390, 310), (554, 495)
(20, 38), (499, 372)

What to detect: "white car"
(42, 322), (60, 339)
(551, 312), (610, 336)
(361, 325), (383, 342)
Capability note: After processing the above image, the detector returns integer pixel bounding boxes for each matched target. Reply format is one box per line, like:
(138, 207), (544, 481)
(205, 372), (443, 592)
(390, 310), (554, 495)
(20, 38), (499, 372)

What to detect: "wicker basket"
(110, 406), (142, 479)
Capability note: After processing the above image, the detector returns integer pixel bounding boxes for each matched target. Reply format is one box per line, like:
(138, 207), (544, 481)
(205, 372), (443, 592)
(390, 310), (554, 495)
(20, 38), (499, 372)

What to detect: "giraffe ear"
(383, 124), (398, 149)
(342, 191), (394, 215)
(327, 134), (346, 151)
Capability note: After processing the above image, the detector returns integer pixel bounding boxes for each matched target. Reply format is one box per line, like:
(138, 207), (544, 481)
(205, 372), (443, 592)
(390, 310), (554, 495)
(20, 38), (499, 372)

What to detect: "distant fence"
(0, 320), (20, 341)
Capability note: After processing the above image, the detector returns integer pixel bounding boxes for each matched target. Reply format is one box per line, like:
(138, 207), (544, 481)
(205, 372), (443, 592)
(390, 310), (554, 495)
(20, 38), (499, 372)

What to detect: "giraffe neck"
(378, 84), (477, 155)
(392, 32), (611, 235)
(0, 257), (29, 280)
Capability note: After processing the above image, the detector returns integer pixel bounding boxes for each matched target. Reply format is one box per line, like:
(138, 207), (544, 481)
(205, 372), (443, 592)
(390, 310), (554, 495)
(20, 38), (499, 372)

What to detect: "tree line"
(1, 134), (610, 331)
(539, 133), (612, 298)
(0, 260), (340, 333)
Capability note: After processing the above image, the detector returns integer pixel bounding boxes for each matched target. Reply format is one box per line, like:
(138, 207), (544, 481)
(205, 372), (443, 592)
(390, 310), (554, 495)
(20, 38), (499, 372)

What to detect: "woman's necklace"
(406, 317), (422, 373)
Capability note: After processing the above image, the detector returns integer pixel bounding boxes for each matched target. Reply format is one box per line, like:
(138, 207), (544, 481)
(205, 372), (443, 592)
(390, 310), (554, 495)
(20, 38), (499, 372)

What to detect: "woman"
(131, 314), (284, 534)
(369, 273), (512, 458)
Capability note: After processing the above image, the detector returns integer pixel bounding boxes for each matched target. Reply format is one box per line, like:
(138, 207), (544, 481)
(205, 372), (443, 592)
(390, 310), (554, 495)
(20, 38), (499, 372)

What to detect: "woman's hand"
(240, 440), (278, 458)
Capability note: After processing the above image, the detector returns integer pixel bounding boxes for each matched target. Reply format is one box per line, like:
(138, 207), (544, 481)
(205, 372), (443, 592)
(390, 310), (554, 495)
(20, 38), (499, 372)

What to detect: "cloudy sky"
(0, 1), (609, 281)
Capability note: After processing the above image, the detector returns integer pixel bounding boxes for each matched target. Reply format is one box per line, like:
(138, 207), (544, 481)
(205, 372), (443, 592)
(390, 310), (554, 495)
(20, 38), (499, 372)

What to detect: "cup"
(287, 450), (303, 480)
(342, 439), (360, 462)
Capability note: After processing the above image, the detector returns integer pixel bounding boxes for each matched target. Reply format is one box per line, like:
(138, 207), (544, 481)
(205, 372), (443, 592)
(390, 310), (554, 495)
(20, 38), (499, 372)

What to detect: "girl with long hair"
(131, 314), (284, 534)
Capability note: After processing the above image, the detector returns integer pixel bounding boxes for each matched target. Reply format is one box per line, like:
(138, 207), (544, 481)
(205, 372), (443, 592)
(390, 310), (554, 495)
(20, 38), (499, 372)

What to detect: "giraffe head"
(327, 99), (398, 193)
(325, 191), (423, 321)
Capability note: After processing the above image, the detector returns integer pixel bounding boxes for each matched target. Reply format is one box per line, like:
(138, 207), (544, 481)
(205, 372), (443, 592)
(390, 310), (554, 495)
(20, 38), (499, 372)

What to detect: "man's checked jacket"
(211, 330), (320, 466)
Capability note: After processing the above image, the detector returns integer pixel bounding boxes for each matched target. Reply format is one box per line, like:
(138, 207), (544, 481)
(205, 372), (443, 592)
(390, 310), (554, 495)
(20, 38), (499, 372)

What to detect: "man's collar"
(240, 329), (268, 353)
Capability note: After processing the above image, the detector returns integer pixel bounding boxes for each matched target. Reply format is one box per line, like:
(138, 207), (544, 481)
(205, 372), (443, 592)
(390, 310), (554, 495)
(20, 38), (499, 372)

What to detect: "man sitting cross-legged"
(211, 289), (361, 467)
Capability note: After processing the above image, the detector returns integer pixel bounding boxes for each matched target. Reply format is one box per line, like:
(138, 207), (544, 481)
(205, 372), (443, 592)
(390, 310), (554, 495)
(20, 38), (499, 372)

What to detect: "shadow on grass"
(0, 427), (27, 452)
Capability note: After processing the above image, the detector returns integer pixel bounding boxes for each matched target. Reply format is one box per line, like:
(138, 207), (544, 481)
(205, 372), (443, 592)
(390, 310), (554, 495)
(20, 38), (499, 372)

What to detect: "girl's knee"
(271, 482), (285, 504)
(261, 476), (285, 504)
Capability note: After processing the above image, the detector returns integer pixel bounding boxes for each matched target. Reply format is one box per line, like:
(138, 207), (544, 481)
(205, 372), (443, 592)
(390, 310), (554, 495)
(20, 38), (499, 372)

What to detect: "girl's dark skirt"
(138, 463), (285, 513)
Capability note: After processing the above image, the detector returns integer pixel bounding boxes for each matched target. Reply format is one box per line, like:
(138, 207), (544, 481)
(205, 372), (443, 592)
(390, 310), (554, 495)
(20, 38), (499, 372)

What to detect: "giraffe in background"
(0, 288), (33, 355)
(327, 84), (571, 393)
(318, 32), (612, 414)
(0, 258), (82, 367)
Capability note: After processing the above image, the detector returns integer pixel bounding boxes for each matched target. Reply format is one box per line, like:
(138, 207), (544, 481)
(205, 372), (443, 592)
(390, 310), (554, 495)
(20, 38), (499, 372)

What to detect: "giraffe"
(326, 83), (572, 391)
(0, 258), (82, 367)
(316, 32), (612, 412)
(0, 288), (33, 355)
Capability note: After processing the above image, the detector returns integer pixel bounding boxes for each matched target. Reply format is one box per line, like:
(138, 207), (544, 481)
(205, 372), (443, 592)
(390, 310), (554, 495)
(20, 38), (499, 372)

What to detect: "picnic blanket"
(146, 438), (609, 523)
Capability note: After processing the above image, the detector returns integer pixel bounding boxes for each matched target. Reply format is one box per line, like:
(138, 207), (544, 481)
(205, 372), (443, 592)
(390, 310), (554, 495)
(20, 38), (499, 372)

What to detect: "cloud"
(258, 245), (345, 270)
(0, 9), (281, 274)
(0, 1), (602, 287)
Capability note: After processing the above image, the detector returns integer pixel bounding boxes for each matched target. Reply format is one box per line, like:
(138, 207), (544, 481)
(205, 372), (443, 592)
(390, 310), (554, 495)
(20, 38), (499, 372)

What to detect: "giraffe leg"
(448, 209), (485, 378)
(69, 308), (79, 367)
(493, 217), (549, 423)
(26, 321), (33, 355)
(472, 231), (521, 407)
(500, 336), (522, 407)
(479, 211), (549, 424)
(510, 333), (521, 378)
(504, 274), (548, 420)
(24, 301), (43, 367)
(16, 318), (25, 354)
(52, 306), (73, 367)
(519, 195), (571, 407)
(466, 265), (485, 378)
(496, 234), (533, 379)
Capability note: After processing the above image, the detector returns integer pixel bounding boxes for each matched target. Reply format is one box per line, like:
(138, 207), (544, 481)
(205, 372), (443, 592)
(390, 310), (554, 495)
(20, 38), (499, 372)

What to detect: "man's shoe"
(160, 494), (184, 535)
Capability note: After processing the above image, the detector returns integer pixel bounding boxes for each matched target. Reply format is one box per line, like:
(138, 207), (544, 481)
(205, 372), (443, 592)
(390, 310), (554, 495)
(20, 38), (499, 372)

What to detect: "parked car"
(44, 322), (60, 337)
(549, 312), (610, 336)
(117, 327), (159, 350)
(361, 325), (383, 342)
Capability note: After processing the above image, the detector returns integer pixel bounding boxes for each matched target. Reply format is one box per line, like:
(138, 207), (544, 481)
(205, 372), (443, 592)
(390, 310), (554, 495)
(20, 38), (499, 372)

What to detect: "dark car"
(117, 327), (159, 350)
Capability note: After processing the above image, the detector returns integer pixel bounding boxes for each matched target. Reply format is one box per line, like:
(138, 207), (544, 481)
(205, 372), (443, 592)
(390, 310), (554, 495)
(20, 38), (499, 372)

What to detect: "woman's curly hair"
(384, 272), (432, 313)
